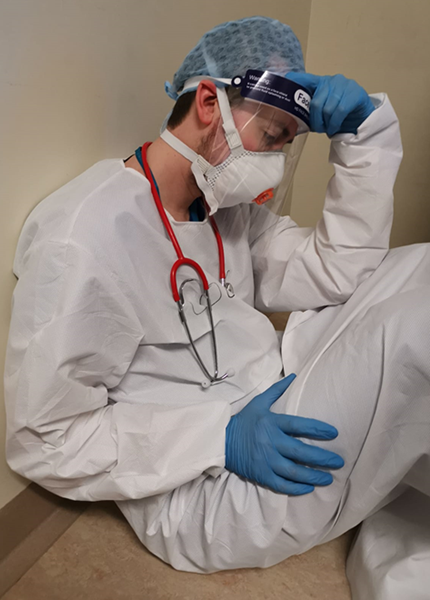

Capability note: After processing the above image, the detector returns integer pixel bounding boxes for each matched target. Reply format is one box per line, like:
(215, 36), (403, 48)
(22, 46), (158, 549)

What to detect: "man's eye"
(264, 133), (277, 143)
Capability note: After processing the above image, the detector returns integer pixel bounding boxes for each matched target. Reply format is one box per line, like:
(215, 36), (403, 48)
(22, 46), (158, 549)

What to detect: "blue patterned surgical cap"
(165, 16), (305, 101)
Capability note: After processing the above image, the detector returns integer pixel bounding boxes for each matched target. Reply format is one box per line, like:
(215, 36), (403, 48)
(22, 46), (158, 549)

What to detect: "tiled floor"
(4, 502), (354, 599)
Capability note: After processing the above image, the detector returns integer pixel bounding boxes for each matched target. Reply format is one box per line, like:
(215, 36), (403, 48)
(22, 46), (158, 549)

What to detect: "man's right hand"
(286, 72), (375, 137)
(225, 374), (344, 495)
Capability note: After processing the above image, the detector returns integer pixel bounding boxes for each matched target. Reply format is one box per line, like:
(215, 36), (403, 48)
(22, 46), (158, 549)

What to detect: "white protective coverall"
(5, 94), (429, 596)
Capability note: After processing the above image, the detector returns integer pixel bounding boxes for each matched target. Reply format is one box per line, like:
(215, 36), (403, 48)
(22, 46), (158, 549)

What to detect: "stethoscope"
(139, 142), (235, 388)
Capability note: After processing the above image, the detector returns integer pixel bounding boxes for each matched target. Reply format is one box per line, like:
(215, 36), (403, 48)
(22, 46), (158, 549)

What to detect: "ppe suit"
(5, 91), (429, 597)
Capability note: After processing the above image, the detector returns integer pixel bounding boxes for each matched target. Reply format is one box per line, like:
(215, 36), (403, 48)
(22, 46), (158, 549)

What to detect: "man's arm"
(251, 91), (403, 312)
(5, 240), (230, 501)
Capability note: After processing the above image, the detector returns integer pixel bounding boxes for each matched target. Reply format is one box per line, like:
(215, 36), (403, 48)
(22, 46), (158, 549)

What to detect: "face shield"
(216, 70), (310, 216)
(237, 70), (309, 203)
(161, 70), (310, 223)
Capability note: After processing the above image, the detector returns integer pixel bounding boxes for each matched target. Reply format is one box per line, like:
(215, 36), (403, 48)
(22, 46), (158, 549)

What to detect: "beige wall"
(291, 0), (430, 249)
(0, 1), (311, 509)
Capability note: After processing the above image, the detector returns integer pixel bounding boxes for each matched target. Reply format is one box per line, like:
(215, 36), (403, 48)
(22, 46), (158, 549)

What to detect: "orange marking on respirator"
(252, 188), (274, 205)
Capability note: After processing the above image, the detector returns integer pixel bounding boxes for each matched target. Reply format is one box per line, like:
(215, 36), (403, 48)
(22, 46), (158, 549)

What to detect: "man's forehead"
(257, 106), (297, 129)
(238, 100), (295, 125)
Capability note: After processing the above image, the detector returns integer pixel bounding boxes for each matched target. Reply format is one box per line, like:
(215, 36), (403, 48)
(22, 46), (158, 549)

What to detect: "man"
(5, 16), (430, 599)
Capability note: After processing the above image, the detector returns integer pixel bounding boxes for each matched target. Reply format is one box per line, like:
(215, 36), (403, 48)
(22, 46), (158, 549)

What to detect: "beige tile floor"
(4, 502), (355, 600)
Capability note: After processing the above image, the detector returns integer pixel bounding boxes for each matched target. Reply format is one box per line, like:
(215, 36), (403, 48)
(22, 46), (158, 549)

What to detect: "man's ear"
(194, 80), (220, 126)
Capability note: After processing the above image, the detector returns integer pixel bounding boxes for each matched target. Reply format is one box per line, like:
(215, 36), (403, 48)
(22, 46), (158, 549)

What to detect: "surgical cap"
(165, 16), (305, 101)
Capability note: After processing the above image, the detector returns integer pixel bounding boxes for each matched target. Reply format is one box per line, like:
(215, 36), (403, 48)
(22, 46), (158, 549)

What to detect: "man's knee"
(364, 287), (430, 341)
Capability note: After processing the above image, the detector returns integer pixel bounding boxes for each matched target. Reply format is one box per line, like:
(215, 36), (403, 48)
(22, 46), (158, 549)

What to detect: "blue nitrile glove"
(225, 374), (344, 495)
(286, 72), (375, 137)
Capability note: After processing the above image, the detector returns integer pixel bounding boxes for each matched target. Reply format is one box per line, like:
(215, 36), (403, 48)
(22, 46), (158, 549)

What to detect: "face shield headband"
(181, 69), (311, 134)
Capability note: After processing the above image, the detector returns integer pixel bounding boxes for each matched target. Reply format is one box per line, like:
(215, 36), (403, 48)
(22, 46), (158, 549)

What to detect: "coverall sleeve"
(251, 94), (403, 312)
(4, 241), (230, 501)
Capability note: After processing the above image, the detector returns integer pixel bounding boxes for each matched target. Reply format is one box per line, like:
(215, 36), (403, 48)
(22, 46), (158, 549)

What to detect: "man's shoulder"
(14, 159), (152, 276)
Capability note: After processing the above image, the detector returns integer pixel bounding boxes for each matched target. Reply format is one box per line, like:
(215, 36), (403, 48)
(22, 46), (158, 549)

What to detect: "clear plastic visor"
(207, 92), (309, 219)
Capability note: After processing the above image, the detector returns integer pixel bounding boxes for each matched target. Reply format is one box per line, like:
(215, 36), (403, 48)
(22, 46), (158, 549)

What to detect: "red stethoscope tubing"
(140, 142), (226, 302)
